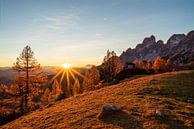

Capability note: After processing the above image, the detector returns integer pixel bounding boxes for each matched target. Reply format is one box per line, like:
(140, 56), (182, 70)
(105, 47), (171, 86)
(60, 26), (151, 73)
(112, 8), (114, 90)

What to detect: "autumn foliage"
(100, 50), (123, 81)
(12, 46), (47, 112)
(83, 65), (100, 91)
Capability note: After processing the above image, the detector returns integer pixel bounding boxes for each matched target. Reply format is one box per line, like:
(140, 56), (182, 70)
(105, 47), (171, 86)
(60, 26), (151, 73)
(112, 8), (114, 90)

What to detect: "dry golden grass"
(1, 70), (194, 129)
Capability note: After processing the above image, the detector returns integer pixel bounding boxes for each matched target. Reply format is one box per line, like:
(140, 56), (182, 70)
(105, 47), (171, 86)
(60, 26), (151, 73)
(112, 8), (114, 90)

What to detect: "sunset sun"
(62, 63), (72, 69)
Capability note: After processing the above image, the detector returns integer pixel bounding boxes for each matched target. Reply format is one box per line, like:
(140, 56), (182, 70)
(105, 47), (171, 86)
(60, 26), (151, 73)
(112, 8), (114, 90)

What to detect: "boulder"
(98, 104), (122, 119)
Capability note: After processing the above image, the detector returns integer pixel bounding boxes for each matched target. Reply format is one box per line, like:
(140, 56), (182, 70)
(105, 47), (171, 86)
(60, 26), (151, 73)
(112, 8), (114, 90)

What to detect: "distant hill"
(120, 30), (194, 67)
(0, 66), (57, 85)
(0, 66), (87, 86)
(0, 69), (17, 83)
(2, 70), (193, 128)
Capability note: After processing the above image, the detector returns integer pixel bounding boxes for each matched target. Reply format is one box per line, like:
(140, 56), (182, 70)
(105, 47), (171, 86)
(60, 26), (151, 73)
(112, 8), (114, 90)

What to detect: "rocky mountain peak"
(126, 48), (132, 52)
(120, 30), (194, 66)
(166, 34), (186, 45)
(157, 40), (164, 45)
(142, 35), (156, 45)
(187, 30), (194, 39)
(135, 35), (156, 50)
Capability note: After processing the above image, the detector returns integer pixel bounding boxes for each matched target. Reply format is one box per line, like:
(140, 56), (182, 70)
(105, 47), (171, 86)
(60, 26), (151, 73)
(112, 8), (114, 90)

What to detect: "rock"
(142, 35), (156, 45)
(155, 110), (162, 116)
(98, 104), (122, 119)
(187, 30), (194, 39)
(111, 105), (122, 111)
(103, 104), (112, 111)
(78, 121), (84, 125)
(157, 40), (164, 45)
(166, 34), (186, 46)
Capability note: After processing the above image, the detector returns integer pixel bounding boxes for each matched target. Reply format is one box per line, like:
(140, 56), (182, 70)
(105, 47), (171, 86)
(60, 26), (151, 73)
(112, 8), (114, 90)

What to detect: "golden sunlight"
(62, 63), (72, 69)
(50, 63), (86, 97)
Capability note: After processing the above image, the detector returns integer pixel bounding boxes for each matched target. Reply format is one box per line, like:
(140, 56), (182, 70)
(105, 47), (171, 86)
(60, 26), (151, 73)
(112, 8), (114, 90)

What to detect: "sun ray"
(60, 70), (66, 85)
(49, 63), (85, 97)
(66, 69), (70, 86)
(50, 69), (64, 83)
(71, 69), (86, 79)
(69, 70), (76, 81)
(66, 69), (71, 96)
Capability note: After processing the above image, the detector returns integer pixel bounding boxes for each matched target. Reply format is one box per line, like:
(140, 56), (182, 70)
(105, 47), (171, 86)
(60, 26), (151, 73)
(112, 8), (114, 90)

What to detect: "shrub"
(147, 69), (155, 74)
(0, 111), (22, 126)
(115, 68), (149, 81)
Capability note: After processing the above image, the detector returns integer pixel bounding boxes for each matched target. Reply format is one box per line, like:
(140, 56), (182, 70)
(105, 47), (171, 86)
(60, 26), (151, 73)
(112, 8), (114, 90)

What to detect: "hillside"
(1, 70), (194, 129)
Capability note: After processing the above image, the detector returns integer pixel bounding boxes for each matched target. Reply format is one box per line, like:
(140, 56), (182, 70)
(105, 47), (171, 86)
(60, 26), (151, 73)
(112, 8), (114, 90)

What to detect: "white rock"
(156, 110), (161, 116)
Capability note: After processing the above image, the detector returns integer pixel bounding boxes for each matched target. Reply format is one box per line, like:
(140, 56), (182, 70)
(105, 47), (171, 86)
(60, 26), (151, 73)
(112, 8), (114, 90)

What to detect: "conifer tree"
(73, 78), (80, 95)
(153, 56), (167, 72)
(83, 65), (100, 91)
(13, 45), (47, 109)
(101, 50), (123, 81)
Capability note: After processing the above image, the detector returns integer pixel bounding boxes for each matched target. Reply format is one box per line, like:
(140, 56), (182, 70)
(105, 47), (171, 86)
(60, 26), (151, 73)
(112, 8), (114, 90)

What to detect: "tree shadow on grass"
(138, 71), (194, 104)
(155, 113), (190, 129)
(136, 71), (194, 128)
(138, 87), (193, 104)
(100, 110), (143, 129)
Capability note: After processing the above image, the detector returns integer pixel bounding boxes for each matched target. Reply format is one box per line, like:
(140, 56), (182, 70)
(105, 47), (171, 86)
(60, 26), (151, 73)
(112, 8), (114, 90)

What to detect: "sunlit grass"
(1, 70), (194, 128)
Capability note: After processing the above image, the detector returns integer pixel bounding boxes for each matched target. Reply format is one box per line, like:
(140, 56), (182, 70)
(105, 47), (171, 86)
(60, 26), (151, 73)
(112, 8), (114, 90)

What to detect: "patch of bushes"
(0, 104), (40, 126)
(115, 68), (154, 81)
(147, 69), (155, 74)
(0, 111), (22, 126)
(157, 68), (167, 73)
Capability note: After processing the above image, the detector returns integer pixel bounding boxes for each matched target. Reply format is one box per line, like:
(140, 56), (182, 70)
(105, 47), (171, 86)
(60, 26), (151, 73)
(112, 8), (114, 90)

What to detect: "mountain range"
(120, 30), (194, 67)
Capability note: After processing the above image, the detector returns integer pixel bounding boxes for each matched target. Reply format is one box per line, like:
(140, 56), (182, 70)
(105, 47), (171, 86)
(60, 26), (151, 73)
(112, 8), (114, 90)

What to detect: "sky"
(0, 0), (194, 67)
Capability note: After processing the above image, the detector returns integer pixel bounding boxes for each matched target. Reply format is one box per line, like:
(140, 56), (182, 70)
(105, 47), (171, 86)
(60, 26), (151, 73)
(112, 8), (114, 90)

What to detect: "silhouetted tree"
(13, 45), (47, 110)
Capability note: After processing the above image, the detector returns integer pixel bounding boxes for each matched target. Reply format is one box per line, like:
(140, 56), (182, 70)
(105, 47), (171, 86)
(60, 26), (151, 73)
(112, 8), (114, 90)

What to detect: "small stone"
(103, 104), (112, 111)
(98, 104), (122, 119)
(112, 105), (122, 111)
(155, 110), (161, 116)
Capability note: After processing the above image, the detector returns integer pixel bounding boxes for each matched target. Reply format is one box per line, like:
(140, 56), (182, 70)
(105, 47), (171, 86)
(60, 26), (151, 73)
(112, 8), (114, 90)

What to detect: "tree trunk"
(20, 95), (24, 114)
(25, 50), (29, 107)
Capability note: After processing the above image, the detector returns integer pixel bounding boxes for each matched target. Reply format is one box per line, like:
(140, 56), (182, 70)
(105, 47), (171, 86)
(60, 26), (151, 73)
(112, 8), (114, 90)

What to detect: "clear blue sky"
(0, 0), (193, 67)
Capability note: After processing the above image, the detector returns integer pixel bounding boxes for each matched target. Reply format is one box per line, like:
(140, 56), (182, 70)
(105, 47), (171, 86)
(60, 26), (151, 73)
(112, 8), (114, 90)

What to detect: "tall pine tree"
(13, 45), (47, 111)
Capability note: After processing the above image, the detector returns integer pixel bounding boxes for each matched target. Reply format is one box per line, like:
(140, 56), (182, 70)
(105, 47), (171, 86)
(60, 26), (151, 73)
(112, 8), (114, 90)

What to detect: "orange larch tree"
(13, 45), (47, 112)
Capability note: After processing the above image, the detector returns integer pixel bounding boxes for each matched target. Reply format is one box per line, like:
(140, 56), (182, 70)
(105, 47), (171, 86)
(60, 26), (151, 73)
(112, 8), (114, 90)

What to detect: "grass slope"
(1, 70), (194, 129)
